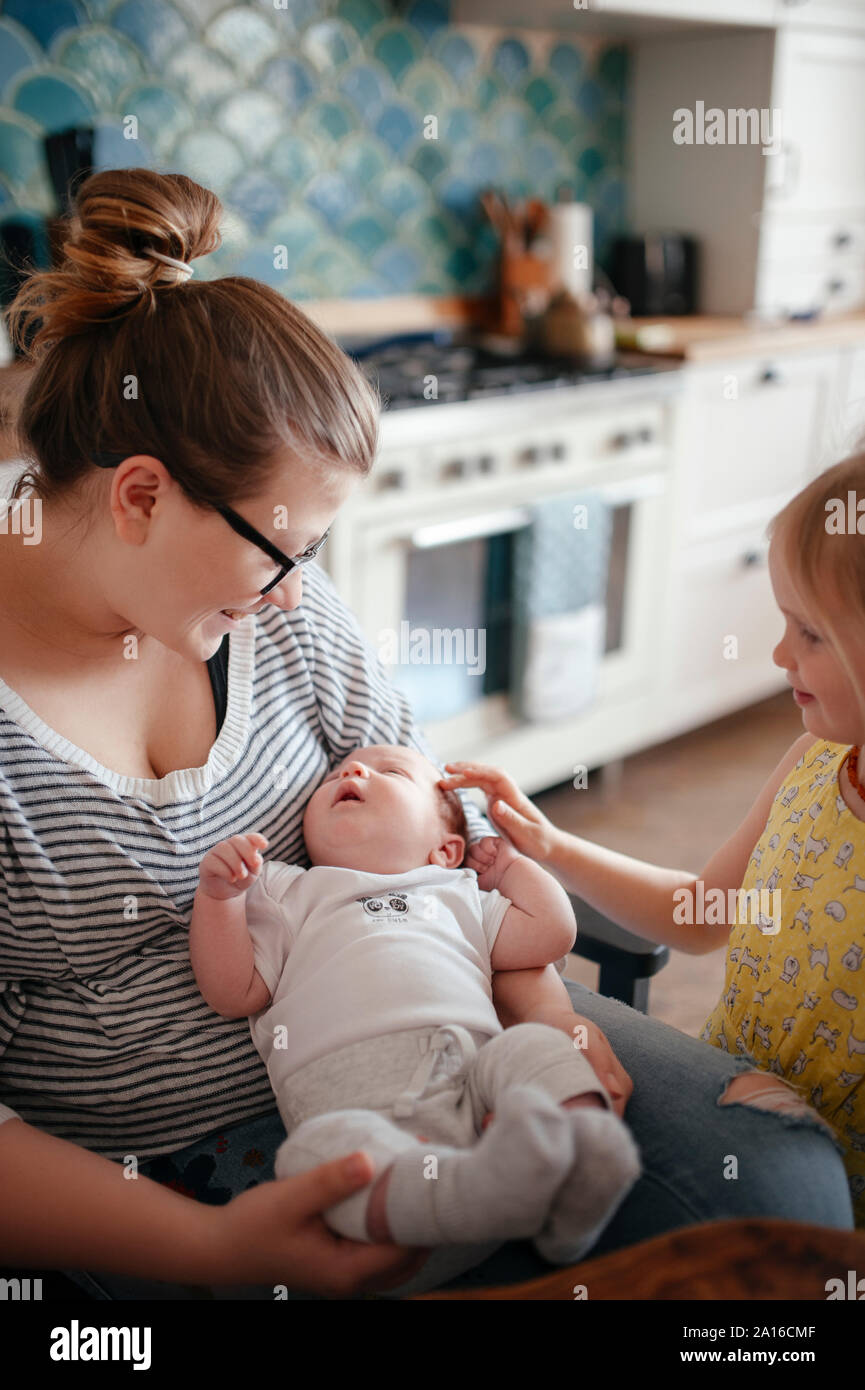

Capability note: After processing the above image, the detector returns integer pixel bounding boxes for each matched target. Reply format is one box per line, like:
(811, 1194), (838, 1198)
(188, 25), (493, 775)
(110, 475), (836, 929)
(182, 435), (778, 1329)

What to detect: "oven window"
(392, 533), (513, 724)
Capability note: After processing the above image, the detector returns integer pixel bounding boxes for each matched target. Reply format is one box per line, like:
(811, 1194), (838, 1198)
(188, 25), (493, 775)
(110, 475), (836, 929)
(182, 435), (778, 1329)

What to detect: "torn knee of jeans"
(718, 1070), (836, 1135)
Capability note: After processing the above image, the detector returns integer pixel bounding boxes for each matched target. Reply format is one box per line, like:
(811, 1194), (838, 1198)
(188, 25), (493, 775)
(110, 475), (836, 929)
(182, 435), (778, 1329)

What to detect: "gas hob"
(344, 332), (679, 411)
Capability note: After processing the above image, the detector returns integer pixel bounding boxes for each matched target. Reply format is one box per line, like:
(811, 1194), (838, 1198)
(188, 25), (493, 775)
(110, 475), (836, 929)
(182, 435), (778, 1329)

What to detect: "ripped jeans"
(547, 982), (854, 1254)
(62, 979), (854, 1300)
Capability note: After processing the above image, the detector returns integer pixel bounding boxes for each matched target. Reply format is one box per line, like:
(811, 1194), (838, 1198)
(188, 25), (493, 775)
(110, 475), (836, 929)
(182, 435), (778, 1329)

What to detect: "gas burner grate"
(350, 338), (674, 410)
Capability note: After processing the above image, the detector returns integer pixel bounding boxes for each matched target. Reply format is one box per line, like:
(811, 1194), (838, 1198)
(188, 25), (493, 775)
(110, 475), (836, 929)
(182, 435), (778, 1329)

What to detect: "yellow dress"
(701, 740), (865, 1225)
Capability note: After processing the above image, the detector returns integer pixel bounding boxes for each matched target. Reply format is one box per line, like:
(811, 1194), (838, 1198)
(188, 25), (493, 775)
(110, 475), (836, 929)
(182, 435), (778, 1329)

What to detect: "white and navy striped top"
(0, 562), (488, 1161)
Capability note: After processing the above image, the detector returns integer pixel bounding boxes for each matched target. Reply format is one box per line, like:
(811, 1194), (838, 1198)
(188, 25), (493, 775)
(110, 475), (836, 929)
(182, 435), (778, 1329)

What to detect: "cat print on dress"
(701, 741), (865, 1227)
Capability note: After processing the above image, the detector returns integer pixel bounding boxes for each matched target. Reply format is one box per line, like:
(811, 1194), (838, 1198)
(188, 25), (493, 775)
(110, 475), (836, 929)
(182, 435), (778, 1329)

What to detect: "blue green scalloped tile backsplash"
(0, 0), (629, 301)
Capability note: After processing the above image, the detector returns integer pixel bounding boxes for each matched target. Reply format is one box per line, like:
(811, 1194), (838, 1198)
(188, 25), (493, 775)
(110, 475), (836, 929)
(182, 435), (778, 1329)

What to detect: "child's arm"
(466, 836), (576, 970)
(442, 732), (815, 956)
(189, 832), (273, 1018)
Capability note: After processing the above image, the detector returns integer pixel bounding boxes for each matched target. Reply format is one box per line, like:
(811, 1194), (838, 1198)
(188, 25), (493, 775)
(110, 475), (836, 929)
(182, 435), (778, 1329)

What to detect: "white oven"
(325, 374), (681, 793)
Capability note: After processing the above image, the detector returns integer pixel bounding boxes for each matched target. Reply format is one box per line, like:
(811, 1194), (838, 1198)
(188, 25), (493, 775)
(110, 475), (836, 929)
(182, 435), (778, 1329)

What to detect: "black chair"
(569, 894), (669, 1013)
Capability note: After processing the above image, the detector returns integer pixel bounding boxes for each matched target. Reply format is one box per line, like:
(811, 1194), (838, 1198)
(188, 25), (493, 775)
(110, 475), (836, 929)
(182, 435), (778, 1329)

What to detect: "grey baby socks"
(383, 1084), (575, 1246)
(533, 1108), (642, 1264)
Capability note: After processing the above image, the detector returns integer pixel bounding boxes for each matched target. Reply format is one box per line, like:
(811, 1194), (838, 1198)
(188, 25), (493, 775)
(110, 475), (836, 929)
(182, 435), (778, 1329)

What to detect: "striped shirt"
(0, 562), (488, 1160)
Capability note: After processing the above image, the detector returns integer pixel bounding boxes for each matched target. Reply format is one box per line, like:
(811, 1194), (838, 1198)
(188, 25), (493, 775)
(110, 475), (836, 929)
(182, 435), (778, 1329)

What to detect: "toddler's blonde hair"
(768, 453), (865, 737)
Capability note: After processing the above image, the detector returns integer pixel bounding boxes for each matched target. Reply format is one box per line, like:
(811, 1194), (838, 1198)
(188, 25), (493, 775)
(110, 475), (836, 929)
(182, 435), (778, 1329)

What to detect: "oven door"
(351, 470), (668, 738)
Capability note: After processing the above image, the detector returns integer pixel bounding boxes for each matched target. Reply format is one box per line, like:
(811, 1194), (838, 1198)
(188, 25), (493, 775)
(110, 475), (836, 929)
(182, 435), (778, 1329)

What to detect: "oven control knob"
(478, 454), (495, 473)
(520, 446), (540, 466)
(551, 441), (566, 461)
(611, 432), (632, 450)
(442, 459), (466, 479)
(637, 427), (654, 444)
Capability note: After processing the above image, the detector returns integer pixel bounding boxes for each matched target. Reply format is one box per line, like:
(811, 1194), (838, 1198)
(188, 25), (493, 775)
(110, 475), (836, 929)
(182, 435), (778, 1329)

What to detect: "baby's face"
(303, 745), (463, 874)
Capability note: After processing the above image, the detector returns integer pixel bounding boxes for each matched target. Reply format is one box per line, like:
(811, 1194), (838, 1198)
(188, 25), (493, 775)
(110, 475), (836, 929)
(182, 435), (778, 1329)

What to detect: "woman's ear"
(429, 834), (465, 870)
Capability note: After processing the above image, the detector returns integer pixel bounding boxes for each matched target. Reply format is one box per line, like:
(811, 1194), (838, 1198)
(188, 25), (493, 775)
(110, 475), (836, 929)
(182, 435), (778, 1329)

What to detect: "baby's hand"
(464, 835), (520, 891)
(198, 833), (269, 901)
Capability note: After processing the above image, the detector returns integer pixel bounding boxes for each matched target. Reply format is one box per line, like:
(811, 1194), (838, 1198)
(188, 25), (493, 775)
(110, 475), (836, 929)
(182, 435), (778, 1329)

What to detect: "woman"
(0, 170), (851, 1301)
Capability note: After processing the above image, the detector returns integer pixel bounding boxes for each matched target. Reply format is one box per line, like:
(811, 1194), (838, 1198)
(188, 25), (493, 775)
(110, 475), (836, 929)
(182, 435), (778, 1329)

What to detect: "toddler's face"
(770, 536), (865, 743)
(303, 744), (464, 874)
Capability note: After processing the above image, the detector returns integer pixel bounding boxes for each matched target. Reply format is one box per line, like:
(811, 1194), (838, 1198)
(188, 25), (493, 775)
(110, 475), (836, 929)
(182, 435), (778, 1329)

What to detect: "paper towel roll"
(548, 202), (594, 297)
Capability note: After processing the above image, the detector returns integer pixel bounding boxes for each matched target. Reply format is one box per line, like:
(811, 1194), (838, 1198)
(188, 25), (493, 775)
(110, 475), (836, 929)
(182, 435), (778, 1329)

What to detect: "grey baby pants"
(273, 1020), (611, 1296)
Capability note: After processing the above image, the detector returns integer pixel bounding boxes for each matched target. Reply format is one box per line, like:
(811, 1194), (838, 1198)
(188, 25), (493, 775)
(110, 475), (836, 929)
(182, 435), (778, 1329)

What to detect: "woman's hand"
(537, 1004), (634, 1119)
(563, 1010), (634, 1118)
(440, 763), (559, 864)
(198, 833), (269, 901)
(480, 1010), (632, 1125)
(209, 1152), (430, 1296)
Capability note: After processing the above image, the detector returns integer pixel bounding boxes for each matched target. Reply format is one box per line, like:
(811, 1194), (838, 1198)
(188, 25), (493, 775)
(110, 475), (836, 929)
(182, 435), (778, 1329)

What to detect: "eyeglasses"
(91, 452), (330, 596)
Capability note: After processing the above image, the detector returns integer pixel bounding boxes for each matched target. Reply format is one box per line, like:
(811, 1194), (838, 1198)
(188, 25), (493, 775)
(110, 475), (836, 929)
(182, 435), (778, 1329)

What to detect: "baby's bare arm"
(189, 833), (272, 1017)
(470, 838), (575, 970)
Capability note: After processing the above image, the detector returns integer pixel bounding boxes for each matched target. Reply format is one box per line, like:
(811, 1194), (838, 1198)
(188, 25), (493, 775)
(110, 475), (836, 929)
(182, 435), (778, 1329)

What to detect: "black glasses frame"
(91, 452), (329, 596)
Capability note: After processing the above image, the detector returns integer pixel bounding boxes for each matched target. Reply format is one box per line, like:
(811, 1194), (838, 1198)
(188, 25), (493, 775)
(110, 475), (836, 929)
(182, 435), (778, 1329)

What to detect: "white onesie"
(244, 861), (512, 1124)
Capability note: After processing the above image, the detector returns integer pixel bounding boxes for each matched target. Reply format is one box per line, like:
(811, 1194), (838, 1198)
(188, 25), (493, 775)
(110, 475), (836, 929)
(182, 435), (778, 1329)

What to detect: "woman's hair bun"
(6, 168), (222, 355)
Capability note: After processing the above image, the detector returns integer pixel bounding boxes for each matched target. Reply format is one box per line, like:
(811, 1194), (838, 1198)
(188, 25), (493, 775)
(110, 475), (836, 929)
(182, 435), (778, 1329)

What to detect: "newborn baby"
(189, 744), (640, 1289)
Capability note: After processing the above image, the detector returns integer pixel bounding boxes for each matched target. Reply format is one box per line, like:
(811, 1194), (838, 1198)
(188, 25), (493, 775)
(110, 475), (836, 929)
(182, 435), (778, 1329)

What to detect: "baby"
(189, 744), (640, 1289)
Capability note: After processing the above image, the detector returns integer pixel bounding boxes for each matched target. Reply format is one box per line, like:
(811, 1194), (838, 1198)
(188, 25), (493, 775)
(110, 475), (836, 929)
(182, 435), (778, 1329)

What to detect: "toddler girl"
(442, 454), (865, 1227)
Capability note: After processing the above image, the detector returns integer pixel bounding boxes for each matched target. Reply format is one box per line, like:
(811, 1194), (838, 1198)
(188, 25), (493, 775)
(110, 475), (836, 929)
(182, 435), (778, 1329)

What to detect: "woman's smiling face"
(104, 448), (358, 660)
(769, 534), (865, 745)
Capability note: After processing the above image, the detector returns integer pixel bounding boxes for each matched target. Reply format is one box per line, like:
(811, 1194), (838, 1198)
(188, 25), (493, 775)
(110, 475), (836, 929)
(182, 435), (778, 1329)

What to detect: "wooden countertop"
(296, 295), (865, 362)
(619, 311), (865, 362)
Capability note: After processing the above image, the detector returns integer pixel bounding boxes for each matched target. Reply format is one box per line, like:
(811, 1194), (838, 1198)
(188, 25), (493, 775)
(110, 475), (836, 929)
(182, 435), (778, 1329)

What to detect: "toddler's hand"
(198, 833), (269, 901)
(464, 835), (520, 891)
(439, 763), (558, 864)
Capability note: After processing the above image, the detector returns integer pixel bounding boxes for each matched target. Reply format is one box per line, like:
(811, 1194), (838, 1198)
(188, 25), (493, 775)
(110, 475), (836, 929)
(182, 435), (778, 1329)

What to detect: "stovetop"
(344, 332), (679, 410)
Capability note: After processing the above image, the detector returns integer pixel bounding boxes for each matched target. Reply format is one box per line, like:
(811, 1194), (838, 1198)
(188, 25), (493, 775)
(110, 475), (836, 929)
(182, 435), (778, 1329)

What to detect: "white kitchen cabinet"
(833, 342), (865, 453)
(753, 23), (865, 311)
(630, 25), (865, 314)
(775, 0), (865, 31)
(452, 0), (774, 33)
(768, 29), (865, 214)
(659, 523), (785, 734)
(754, 255), (865, 318)
(655, 344), (847, 735)
(673, 349), (842, 542)
(588, 0), (775, 22)
(757, 216), (865, 262)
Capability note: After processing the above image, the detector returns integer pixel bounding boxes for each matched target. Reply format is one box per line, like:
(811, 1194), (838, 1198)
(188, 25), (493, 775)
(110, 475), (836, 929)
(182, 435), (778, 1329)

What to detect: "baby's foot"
(533, 1110), (641, 1265)
(385, 1084), (574, 1246)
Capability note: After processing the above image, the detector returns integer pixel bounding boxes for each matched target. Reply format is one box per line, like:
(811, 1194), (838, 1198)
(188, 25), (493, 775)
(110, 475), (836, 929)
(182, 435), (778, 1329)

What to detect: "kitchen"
(1, 0), (865, 1315)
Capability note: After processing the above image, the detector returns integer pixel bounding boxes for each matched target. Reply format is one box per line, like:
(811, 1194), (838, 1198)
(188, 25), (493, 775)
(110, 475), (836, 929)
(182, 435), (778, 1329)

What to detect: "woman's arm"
(0, 1119), (428, 1293)
(0, 1117), (214, 1280)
